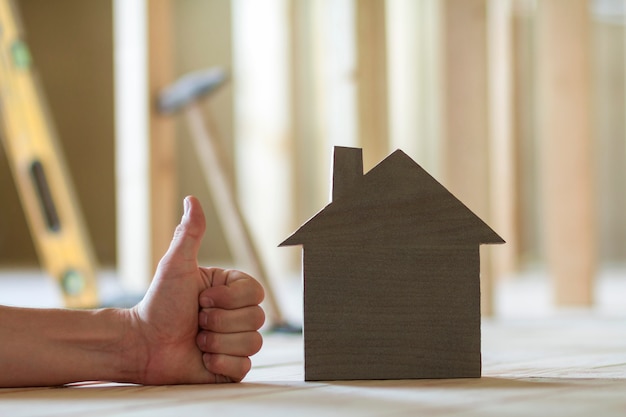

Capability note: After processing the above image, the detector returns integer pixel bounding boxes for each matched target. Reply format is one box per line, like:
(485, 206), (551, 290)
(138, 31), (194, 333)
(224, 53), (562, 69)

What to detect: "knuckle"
(224, 269), (250, 283)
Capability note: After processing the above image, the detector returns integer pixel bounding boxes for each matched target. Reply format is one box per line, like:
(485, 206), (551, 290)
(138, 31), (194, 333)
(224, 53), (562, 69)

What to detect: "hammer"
(158, 68), (295, 332)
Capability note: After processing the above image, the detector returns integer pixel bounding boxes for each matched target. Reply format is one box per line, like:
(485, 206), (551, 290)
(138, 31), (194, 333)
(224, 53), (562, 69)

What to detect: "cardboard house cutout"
(280, 146), (505, 381)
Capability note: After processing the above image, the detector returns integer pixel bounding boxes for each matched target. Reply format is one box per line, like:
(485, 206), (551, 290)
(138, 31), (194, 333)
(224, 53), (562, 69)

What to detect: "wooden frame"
(113, 0), (151, 291)
(114, 0), (176, 291)
(441, 0), (494, 315)
(356, 0), (389, 170)
(536, 0), (596, 306)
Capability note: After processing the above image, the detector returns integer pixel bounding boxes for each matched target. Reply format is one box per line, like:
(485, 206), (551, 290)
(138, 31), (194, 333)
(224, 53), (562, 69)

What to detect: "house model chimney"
(332, 147), (363, 201)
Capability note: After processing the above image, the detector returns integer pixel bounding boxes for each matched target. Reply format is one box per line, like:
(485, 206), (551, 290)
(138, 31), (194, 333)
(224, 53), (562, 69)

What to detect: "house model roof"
(281, 147), (504, 247)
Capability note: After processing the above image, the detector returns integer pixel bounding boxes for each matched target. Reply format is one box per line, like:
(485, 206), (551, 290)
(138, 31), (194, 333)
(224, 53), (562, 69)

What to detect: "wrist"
(69, 308), (145, 384)
(116, 307), (150, 384)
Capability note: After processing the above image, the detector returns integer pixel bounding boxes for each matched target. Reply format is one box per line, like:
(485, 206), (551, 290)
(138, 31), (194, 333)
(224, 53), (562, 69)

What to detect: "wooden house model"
(280, 146), (505, 381)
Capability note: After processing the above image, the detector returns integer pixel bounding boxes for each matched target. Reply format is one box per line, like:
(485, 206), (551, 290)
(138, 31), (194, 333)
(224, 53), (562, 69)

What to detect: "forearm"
(0, 306), (141, 387)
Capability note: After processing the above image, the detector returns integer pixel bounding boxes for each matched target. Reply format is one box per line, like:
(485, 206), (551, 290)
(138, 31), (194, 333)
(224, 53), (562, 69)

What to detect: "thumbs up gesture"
(130, 196), (265, 384)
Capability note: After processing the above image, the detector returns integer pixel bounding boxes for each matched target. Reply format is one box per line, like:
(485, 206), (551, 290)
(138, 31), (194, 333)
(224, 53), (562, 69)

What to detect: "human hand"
(128, 196), (264, 384)
(195, 268), (265, 382)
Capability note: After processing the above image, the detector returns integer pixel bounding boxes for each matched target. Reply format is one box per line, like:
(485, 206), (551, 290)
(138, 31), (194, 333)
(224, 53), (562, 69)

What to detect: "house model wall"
(281, 146), (504, 381)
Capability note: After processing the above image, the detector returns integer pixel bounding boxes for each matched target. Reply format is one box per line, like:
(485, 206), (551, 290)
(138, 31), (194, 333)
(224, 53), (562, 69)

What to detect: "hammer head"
(158, 67), (227, 114)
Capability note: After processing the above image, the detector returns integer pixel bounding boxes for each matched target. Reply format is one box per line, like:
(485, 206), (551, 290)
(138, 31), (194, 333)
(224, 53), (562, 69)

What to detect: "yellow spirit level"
(0, 0), (99, 308)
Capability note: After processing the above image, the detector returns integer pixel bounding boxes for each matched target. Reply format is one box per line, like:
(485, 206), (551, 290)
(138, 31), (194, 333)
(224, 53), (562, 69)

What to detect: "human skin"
(0, 196), (265, 387)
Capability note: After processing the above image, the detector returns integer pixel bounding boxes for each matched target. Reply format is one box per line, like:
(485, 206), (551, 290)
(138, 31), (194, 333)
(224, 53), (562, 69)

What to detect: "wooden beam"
(356, 0), (389, 171)
(386, 0), (442, 174)
(511, 0), (540, 267)
(232, 0), (293, 299)
(536, 0), (596, 306)
(289, 0), (321, 229)
(289, 0), (361, 237)
(114, 0), (177, 290)
(114, 0), (151, 292)
(487, 0), (519, 277)
(148, 0), (177, 275)
(172, 0), (234, 265)
(441, 0), (494, 315)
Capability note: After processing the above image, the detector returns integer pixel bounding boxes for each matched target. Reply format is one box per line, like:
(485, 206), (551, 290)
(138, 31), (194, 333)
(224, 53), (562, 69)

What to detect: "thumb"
(166, 195), (206, 262)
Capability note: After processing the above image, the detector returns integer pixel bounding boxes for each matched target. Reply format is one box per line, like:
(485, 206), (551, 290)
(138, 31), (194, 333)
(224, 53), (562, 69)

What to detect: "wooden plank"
(386, 0), (441, 174)
(148, 0), (177, 276)
(488, 0), (520, 277)
(355, 0), (389, 170)
(1, 317), (625, 416)
(511, 0), (540, 267)
(113, 0), (151, 292)
(113, 0), (179, 289)
(289, 0), (335, 227)
(172, 0), (234, 265)
(594, 5), (626, 262)
(440, 0), (494, 315)
(231, 0), (293, 305)
(289, 0), (359, 225)
(536, 0), (596, 306)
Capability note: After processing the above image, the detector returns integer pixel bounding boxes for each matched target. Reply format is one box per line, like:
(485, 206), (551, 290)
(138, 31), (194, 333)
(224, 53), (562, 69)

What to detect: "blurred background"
(0, 0), (624, 320)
